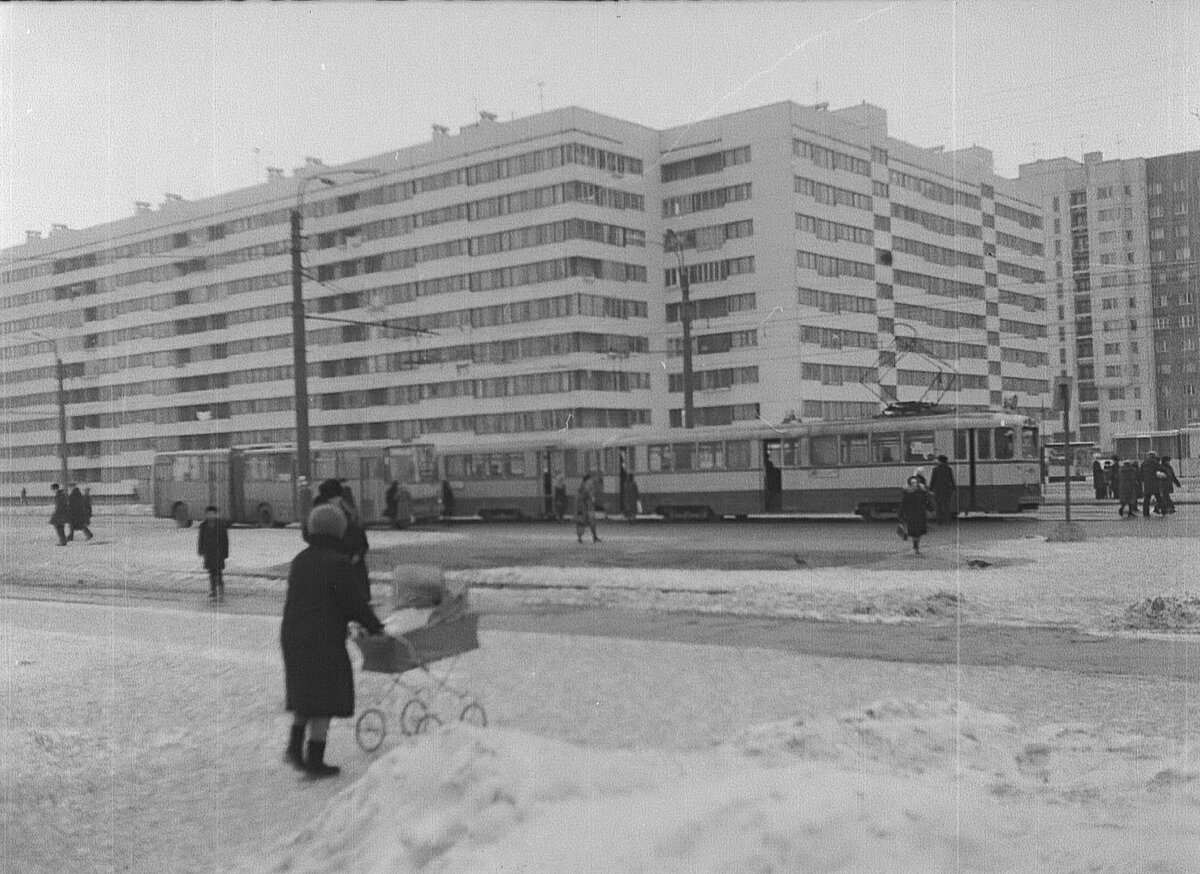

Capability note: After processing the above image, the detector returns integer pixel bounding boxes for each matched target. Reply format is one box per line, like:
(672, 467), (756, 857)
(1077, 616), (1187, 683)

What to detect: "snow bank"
(235, 701), (1200, 874)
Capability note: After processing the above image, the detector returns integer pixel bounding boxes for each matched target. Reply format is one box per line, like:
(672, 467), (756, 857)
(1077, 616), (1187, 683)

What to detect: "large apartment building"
(1018, 148), (1200, 448)
(1, 102), (1050, 496)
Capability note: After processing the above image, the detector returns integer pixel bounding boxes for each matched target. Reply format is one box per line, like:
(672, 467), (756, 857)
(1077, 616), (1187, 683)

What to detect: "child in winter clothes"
(197, 505), (229, 601)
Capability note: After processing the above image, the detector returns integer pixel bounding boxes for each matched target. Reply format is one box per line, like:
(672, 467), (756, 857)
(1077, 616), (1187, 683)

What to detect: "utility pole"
(664, 229), (695, 429)
(1060, 379), (1072, 524)
(290, 208), (313, 519)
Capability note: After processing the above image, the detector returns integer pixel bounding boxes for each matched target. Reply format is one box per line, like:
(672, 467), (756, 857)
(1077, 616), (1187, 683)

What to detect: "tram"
(440, 407), (1042, 521)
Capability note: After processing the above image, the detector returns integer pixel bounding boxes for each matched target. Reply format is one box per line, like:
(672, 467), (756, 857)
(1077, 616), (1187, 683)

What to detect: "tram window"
(994, 428), (1015, 460)
(648, 444), (672, 472)
(1021, 427), (1039, 459)
(811, 435), (839, 467)
(840, 434), (870, 465)
(582, 450), (602, 473)
(1181, 434), (1191, 460)
(954, 430), (969, 460)
(873, 433), (900, 463)
(507, 452), (526, 477)
(781, 438), (800, 467)
(443, 455), (467, 479)
(904, 432), (936, 462)
(977, 430), (992, 460)
(726, 440), (752, 469)
(672, 443), (695, 471)
(562, 450), (579, 477)
(698, 442), (725, 470)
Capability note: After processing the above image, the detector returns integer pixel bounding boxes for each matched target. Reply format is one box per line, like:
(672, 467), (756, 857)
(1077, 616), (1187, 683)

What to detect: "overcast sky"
(3, 1), (1198, 250)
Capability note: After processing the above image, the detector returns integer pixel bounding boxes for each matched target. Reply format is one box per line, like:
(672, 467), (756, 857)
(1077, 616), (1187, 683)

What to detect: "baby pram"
(353, 564), (486, 752)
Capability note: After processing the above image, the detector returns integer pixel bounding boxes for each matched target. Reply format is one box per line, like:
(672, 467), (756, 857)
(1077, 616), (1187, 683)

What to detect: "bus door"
(540, 449), (554, 517)
(763, 439), (783, 512)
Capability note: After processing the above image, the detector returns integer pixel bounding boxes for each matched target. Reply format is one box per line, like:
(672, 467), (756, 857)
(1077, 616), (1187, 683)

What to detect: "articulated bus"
(152, 441), (440, 527)
(438, 409), (1042, 521)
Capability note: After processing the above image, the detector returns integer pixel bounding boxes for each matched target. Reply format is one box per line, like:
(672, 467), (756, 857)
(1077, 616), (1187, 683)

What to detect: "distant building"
(1, 102), (1049, 495)
(1019, 148), (1200, 449)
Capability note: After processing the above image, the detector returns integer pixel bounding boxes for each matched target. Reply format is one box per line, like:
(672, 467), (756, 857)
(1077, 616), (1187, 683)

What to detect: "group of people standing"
(48, 482), (93, 546)
(1093, 453), (1181, 517)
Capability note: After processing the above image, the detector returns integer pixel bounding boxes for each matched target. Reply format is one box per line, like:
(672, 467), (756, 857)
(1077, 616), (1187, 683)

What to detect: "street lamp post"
(31, 331), (69, 487)
(664, 229), (695, 429)
(290, 169), (379, 518)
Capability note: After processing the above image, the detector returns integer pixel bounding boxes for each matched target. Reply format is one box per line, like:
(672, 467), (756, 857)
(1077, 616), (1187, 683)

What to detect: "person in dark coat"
(929, 455), (956, 522)
(1106, 456), (1121, 500)
(197, 505), (230, 602)
(575, 474), (600, 543)
(1092, 459), (1106, 500)
(1140, 452), (1162, 517)
(1158, 455), (1181, 514)
(553, 473), (568, 521)
(49, 483), (69, 546)
(896, 475), (935, 555)
(441, 478), (455, 518)
(307, 478), (372, 605)
(281, 504), (384, 778)
(383, 480), (399, 527)
(1117, 461), (1139, 517)
(66, 482), (92, 541)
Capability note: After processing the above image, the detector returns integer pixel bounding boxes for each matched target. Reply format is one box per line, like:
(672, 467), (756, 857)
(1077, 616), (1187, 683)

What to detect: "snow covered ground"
(3, 519), (1200, 872)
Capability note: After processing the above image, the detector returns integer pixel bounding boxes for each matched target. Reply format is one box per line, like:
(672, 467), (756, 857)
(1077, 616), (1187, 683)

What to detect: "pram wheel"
(415, 713), (443, 734)
(355, 708), (386, 752)
(459, 702), (487, 727)
(400, 698), (428, 736)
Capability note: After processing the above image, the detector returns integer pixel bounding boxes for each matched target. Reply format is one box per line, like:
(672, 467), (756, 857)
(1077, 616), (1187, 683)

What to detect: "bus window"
(487, 455), (504, 477)
(994, 428), (1015, 460)
(726, 440), (752, 469)
(840, 434), (869, 465)
(506, 452), (526, 477)
(977, 430), (992, 460)
(905, 432), (936, 462)
(954, 430), (969, 460)
(811, 435), (839, 467)
(873, 433), (900, 463)
(698, 442), (725, 470)
(648, 444), (672, 472)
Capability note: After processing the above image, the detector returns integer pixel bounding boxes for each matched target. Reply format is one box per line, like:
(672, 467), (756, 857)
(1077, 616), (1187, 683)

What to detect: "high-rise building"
(1, 102), (1049, 496)
(1020, 148), (1200, 449)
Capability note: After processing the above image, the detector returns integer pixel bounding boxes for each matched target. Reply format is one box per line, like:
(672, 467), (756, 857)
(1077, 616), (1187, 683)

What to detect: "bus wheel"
(256, 503), (275, 528)
(173, 503), (193, 528)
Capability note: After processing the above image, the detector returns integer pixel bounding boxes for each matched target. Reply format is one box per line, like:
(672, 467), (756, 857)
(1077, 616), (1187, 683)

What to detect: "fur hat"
(307, 503), (347, 540)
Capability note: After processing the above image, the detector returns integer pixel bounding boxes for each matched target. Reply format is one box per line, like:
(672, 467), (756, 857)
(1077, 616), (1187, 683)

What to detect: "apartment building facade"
(1, 102), (1049, 496)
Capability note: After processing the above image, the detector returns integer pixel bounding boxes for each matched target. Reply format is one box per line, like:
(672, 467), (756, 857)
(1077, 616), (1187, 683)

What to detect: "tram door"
(763, 439), (783, 512)
(957, 428), (979, 511)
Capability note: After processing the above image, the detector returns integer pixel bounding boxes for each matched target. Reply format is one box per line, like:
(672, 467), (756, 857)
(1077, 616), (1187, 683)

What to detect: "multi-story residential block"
(1020, 149), (1200, 448)
(1, 102), (1049, 496)
(1146, 151), (1200, 429)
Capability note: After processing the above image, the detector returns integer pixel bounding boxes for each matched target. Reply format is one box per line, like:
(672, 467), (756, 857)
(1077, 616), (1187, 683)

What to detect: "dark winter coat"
(929, 462), (956, 495)
(197, 518), (229, 571)
(898, 485), (933, 538)
(1118, 464), (1138, 505)
(1092, 461), (1105, 492)
(1139, 458), (1162, 496)
(305, 495), (371, 603)
(280, 536), (383, 718)
(1160, 461), (1181, 494)
(50, 490), (69, 526)
(67, 488), (88, 528)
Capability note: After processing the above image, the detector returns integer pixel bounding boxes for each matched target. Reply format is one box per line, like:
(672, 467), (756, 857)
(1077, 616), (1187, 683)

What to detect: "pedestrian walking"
(197, 505), (229, 602)
(1158, 455), (1181, 514)
(553, 473), (568, 521)
(20, 487), (27, 505)
(66, 482), (92, 541)
(383, 480), (399, 527)
(1117, 461), (1139, 518)
(441, 478), (456, 518)
(896, 475), (935, 555)
(1140, 452), (1162, 517)
(281, 504), (385, 778)
(1106, 456), (1120, 500)
(49, 483), (69, 546)
(574, 474), (600, 543)
(307, 479), (372, 604)
(1092, 459), (1106, 500)
(623, 473), (640, 520)
(929, 455), (957, 522)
